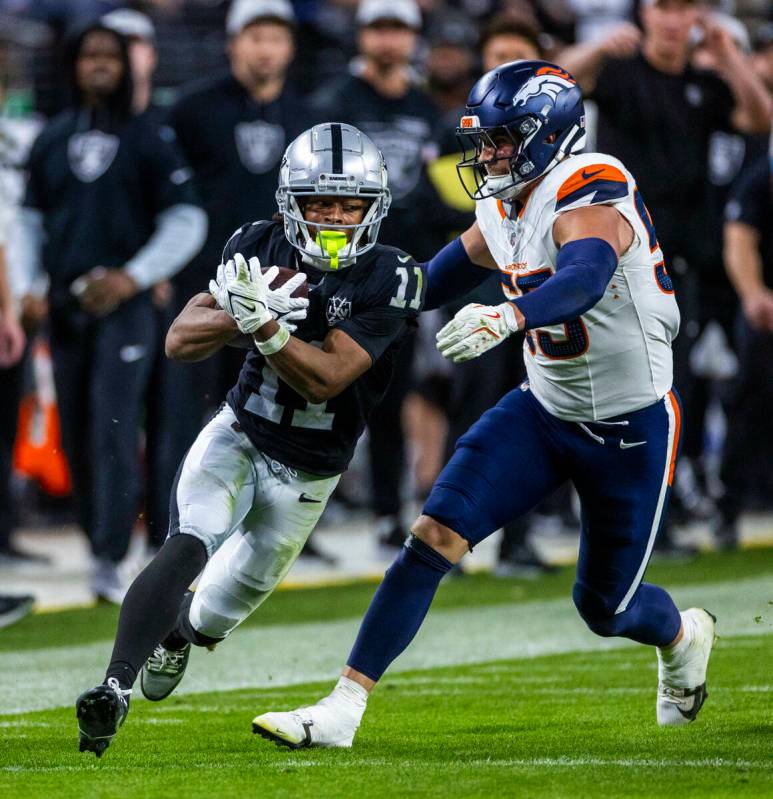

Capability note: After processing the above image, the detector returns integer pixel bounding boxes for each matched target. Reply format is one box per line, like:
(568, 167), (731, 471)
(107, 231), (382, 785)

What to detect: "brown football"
(262, 266), (309, 298)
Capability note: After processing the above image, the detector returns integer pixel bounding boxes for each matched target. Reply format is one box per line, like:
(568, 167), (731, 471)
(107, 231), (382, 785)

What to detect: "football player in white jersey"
(253, 61), (717, 750)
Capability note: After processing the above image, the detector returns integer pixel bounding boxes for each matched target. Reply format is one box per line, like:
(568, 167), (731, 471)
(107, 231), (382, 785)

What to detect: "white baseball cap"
(101, 8), (156, 41)
(226, 0), (296, 36)
(356, 0), (422, 30)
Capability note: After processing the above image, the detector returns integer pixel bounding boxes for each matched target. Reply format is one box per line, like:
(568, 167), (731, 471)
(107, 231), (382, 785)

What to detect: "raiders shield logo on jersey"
(68, 131), (120, 183)
(326, 295), (352, 325)
(235, 120), (286, 174)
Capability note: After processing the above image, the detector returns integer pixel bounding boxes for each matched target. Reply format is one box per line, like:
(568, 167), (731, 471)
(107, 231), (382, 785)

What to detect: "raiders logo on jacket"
(224, 221), (425, 475)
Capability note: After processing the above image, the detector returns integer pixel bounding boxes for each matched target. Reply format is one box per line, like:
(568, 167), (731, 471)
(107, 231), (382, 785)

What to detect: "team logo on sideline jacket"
(67, 131), (120, 182)
(234, 121), (285, 174)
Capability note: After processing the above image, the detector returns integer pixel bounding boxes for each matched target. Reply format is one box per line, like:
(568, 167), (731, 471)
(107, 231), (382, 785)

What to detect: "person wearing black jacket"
(716, 152), (773, 549)
(15, 22), (207, 602)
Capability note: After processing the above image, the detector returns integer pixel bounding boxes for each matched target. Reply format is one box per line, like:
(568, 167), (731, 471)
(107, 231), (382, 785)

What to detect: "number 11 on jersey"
(390, 265), (423, 311)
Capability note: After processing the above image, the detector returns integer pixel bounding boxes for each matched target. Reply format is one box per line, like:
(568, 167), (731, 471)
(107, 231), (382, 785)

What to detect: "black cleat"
(76, 678), (131, 757)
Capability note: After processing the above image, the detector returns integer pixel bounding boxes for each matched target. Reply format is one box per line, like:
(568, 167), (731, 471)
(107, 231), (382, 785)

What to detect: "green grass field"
(2, 548), (772, 798)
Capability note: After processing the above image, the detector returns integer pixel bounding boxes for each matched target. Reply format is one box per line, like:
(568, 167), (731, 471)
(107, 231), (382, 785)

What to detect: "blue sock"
(347, 535), (453, 681)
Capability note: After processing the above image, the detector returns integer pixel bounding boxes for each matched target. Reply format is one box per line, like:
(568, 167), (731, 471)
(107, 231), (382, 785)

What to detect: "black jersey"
(225, 222), (425, 476)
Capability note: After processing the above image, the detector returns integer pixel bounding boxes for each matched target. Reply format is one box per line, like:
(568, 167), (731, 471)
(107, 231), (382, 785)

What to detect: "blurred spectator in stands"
(424, 16), (476, 114)
(561, 0), (771, 555)
(14, 22), (206, 601)
(0, 118), (39, 569)
(102, 7), (188, 558)
(0, 153), (35, 620)
(716, 136), (773, 549)
(680, 11), (770, 521)
(751, 22), (773, 94)
(310, 0), (448, 551)
(480, 11), (543, 69)
(102, 8), (158, 114)
(567, 0), (635, 43)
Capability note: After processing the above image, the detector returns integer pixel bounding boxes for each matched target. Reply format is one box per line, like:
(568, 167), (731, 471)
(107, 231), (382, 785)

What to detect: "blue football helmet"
(456, 60), (586, 200)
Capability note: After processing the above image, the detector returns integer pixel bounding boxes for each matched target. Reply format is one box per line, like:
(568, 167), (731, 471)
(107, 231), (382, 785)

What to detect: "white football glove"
(261, 265), (310, 332)
(436, 302), (519, 363)
(209, 253), (272, 335)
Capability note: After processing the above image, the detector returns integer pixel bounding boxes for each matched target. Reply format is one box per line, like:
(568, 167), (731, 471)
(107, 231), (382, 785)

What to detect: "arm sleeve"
(9, 207), (48, 298)
(511, 238), (618, 330)
(422, 237), (492, 311)
(123, 203), (208, 290)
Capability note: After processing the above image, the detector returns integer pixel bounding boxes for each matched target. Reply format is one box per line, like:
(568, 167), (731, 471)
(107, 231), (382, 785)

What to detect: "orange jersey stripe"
(496, 199), (507, 219)
(556, 164), (627, 204)
(667, 391), (681, 486)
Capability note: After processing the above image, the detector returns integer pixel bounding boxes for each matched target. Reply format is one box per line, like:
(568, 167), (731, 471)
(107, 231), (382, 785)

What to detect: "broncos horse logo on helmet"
(457, 60), (586, 201)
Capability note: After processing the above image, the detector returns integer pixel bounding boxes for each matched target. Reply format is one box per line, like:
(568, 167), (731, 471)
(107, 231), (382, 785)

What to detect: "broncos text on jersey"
(224, 221), (424, 475)
(476, 152), (680, 422)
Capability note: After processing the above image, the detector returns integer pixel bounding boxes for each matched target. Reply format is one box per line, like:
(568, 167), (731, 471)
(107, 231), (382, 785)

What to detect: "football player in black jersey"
(75, 122), (425, 757)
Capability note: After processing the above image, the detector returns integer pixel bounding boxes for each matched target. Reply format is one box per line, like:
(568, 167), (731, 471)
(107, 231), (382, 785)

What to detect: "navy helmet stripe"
(331, 123), (343, 173)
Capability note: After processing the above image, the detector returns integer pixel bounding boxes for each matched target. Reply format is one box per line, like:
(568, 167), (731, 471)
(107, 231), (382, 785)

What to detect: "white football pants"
(171, 405), (339, 640)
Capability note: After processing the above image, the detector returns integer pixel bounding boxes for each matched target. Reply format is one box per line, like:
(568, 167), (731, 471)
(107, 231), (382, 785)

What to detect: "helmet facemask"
(457, 115), (550, 201)
(278, 187), (389, 271)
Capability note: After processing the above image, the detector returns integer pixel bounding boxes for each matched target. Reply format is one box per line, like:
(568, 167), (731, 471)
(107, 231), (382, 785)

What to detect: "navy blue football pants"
(424, 384), (683, 645)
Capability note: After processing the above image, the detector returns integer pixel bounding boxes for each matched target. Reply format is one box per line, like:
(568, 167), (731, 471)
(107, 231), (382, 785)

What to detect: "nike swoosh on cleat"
(299, 493), (322, 503)
(481, 312), (501, 319)
(619, 439), (646, 449)
(581, 167), (605, 180)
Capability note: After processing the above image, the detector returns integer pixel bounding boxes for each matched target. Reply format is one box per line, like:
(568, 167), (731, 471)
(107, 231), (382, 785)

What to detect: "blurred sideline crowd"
(0, 0), (772, 626)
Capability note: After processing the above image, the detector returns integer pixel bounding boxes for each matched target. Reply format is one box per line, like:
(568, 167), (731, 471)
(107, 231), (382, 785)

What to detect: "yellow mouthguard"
(316, 230), (348, 270)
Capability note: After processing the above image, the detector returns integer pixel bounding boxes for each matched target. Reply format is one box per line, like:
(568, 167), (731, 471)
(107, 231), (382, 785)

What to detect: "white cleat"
(656, 607), (717, 726)
(253, 696), (362, 749)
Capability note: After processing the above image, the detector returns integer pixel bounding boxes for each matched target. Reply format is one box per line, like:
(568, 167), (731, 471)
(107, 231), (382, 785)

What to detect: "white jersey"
(476, 152), (679, 422)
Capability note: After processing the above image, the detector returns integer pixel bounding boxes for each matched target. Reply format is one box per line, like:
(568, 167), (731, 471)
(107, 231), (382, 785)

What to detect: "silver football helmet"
(276, 122), (391, 271)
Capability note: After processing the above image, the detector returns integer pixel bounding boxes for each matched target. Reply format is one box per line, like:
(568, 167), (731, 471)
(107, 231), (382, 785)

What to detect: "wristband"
(254, 325), (290, 356)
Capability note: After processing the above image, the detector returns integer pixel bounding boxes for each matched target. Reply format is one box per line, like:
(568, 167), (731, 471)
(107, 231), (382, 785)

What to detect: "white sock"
(660, 613), (693, 658)
(332, 676), (369, 708)
(658, 612), (693, 685)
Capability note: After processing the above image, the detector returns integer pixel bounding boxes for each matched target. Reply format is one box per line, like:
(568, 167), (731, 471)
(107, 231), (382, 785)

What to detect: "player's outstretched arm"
(437, 205), (632, 363)
(422, 221), (496, 311)
(256, 323), (372, 405)
(165, 292), (244, 362)
(509, 204), (632, 331)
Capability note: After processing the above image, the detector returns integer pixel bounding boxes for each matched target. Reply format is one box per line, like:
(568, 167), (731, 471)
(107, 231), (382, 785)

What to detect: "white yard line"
(1, 575), (771, 716)
(1, 757), (771, 773)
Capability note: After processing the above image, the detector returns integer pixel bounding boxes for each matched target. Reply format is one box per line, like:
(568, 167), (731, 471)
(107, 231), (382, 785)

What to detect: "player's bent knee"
(572, 582), (622, 638)
(412, 515), (468, 563)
